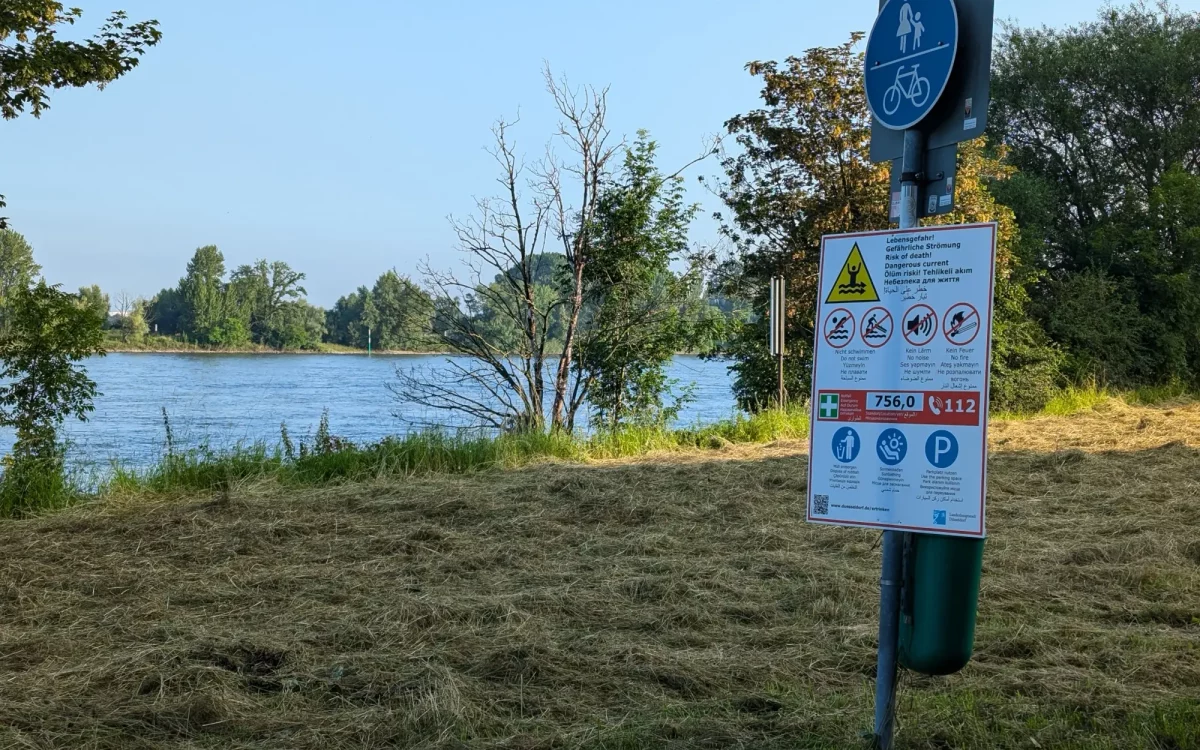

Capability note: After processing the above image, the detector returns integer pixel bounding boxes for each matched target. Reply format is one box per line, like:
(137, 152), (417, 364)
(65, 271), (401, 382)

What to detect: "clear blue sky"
(2, 0), (1166, 307)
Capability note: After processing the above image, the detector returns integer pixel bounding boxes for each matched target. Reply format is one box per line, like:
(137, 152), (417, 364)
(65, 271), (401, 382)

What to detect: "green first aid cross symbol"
(819, 393), (839, 419)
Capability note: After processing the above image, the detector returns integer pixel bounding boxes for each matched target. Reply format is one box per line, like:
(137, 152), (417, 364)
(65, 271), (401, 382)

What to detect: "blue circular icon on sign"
(876, 428), (908, 465)
(925, 430), (959, 468)
(865, 0), (960, 130)
(832, 426), (861, 464)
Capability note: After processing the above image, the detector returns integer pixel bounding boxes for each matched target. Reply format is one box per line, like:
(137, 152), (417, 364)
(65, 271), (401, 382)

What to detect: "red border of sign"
(807, 222), (997, 538)
(901, 304), (937, 347)
(823, 308), (856, 349)
(860, 306), (894, 348)
(943, 302), (981, 346)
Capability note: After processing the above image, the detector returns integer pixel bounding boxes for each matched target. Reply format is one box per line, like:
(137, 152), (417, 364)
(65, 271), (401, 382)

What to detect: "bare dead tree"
(540, 65), (619, 431)
(389, 67), (619, 434)
(115, 290), (133, 317)
(389, 116), (558, 432)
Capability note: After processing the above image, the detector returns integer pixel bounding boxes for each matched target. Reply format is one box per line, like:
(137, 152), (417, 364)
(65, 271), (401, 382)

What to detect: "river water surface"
(4, 353), (738, 471)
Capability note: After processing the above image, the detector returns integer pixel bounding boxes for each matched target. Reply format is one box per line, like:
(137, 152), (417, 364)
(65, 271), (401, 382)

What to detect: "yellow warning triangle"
(825, 243), (880, 303)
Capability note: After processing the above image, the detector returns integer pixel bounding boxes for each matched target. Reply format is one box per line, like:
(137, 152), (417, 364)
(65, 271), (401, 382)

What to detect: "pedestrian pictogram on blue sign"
(865, 0), (959, 130)
(832, 426), (861, 463)
(925, 430), (959, 468)
(876, 428), (908, 465)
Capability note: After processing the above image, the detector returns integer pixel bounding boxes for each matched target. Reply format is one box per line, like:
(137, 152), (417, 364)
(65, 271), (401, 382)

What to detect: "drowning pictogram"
(861, 306), (894, 348)
(823, 308), (856, 349)
(902, 304), (937, 347)
(943, 303), (980, 346)
(825, 244), (880, 303)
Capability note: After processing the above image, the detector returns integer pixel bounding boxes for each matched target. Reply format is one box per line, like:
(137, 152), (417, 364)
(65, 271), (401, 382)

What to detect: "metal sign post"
(769, 276), (786, 407)
(860, 1), (981, 747)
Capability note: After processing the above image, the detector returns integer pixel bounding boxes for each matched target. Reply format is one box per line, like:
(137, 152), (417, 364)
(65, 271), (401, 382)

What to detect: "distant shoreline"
(104, 347), (439, 356)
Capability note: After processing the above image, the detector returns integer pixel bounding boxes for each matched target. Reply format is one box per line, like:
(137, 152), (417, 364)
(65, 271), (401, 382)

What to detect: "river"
(1, 353), (738, 471)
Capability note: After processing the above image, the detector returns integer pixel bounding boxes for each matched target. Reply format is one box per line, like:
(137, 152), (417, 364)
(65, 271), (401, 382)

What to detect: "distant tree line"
(122, 240), (734, 357)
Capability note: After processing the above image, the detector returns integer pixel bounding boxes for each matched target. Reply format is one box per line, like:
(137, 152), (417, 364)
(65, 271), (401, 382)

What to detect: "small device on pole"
(769, 276), (786, 408)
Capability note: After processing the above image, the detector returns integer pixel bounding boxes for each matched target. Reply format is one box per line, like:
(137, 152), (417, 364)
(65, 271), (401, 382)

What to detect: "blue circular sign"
(832, 426), (861, 464)
(925, 430), (959, 468)
(865, 0), (959, 130)
(876, 428), (908, 466)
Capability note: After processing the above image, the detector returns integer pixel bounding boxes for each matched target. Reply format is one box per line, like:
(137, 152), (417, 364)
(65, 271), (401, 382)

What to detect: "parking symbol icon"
(925, 430), (959, 468)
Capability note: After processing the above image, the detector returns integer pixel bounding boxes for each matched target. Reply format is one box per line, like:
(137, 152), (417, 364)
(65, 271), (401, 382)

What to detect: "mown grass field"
(1, 400), (1198, 749)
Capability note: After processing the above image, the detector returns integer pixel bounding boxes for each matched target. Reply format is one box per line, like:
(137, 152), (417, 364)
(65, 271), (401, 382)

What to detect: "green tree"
(178, 245), (228, 343)
(577, 133), (703, 429)
(709, 39), (889, 409)
(0, 229), (41, 336)
(76, 284), (109, 324)
(269, 300), (325, 350)
(0, 281), (105, 515)
(145, 287), (185, 336)
(230, 260), (306, 346)
(991, 4), (1200, 386)
(371, 270), (433, 350)
(0, 3), (161, 225)
(325, 288), (370, 347)
(712, 38), (1060, 411)
(121, 298), (149, 343)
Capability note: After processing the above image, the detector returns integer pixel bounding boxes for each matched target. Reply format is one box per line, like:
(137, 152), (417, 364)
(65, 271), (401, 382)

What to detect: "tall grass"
(994, 381), (1194, 420)
(102, 407), (811, 495)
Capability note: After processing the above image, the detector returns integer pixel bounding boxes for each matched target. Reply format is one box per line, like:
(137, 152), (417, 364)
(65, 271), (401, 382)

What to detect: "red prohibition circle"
(902, 304), (937, 347)
(943, 302), (981, 346)
(823, 308), (856, 349)
(860, 306), (894, 348)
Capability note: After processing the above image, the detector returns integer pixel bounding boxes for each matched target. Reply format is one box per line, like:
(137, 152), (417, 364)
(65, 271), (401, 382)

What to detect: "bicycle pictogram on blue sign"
(865, 0), (959, 130)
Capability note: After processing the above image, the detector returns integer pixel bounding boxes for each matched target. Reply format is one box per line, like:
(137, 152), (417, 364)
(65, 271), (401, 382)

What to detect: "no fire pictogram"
(944, 303), (981, 346)
(825, 243), (880, 303)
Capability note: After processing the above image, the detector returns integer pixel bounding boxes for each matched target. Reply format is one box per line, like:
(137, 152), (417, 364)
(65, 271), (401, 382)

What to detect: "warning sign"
(825, 243), (880, 303)
(808, 224), (998, 538)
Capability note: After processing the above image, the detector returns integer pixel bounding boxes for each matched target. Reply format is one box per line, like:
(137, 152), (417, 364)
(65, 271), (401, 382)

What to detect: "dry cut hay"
(0, 403), (1197, 748)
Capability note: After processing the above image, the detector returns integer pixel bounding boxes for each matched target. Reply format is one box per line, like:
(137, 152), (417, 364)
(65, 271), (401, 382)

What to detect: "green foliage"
(0, 4), (161, 121)
(0, 281), (105, 516)
(268, 300), (325, 350)
(325, 286), (373, 348)
(578, 132), (703, 429)
(709, 38), (890, 409)
(326, 271), (435, 351)
(230, 259), (307, 345)
(120, 298), (149, 343)
(992, 4), (1200, 388)
(713, 38), (1063, 413)
(145, 286), (185, 336)
(205, 315), (249, 348)
(0, 229), (40, 336)
(76, 284), (109, 323)
(367, 270), (433, 350)
(178, 245), (228, 342)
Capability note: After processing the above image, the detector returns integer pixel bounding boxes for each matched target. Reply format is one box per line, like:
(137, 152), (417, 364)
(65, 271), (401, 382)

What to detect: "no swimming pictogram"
(823, 308), (856, 349)
(826, 243), (880, 303)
